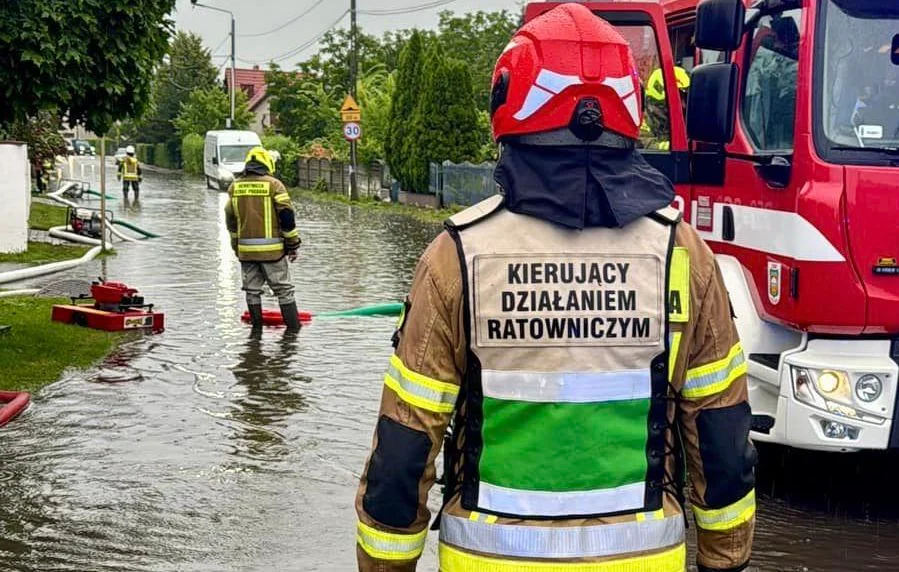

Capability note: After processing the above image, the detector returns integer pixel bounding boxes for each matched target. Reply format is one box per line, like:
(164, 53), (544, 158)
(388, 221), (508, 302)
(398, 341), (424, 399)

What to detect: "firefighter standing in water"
(355, 5), (756, 572)
(117, 145), (142, 200)
(224, 147), (302, 333)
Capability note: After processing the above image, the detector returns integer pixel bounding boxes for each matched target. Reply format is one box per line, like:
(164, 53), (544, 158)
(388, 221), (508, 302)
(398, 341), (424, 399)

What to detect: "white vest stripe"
(482, 368), (651, 403)
(478, 480), (646, 517)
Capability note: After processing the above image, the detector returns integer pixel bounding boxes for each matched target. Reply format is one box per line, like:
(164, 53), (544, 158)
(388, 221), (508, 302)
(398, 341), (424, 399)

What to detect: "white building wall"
(0, 142), (30, 254)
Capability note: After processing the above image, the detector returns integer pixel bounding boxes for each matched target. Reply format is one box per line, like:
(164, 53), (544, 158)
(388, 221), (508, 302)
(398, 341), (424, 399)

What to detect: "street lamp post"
(191, 1), (236, 128)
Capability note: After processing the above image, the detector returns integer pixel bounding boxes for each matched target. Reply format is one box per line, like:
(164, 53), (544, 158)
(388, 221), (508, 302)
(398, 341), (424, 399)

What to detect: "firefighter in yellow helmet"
(641, 66), (691, 151)
(355, 5), (755, 572)
(224, 147), (302, 332)
(117, 145), (142, 200)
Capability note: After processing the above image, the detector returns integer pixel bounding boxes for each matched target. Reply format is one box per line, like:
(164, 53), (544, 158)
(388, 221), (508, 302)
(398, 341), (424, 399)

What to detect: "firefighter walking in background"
(355, 5), (756, 572)
(224, 147), (302, 333)
(117, 145), (142, 200)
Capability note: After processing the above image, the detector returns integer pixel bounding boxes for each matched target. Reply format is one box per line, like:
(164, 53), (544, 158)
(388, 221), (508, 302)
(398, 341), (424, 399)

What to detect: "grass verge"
(28, 201), (68, 230)
(291, 188), (464, 225)
(0, 297), (124, 393)
(0, 242), (90, 265)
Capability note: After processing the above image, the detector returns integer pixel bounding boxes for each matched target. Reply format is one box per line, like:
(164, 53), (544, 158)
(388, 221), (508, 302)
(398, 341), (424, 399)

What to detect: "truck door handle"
(722, 206), (735, 241)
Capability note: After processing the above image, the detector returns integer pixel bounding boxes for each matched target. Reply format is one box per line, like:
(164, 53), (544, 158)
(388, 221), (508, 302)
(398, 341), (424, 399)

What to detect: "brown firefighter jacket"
(355, 198), (756, 572)
(224, 173), (300, 262)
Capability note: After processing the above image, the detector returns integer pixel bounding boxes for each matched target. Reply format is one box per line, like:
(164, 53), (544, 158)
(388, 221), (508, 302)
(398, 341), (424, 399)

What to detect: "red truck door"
(524, 2), (692, 216)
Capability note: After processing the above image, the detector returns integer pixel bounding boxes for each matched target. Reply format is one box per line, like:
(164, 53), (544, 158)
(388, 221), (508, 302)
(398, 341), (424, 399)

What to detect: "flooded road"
(2, 160), (899, 571)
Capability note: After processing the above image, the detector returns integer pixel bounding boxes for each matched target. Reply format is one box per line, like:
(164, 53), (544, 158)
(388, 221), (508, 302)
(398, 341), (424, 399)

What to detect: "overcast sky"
(174, 0), (522, 71)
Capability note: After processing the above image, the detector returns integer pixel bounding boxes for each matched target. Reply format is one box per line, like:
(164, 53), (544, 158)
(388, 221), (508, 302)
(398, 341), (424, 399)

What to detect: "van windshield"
(219, 145), (256, 164)
(821, 0), (899, 150)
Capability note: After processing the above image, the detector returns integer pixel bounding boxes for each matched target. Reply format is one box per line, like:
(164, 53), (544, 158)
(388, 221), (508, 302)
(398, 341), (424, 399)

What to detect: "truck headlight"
(855, 374), (883, 403)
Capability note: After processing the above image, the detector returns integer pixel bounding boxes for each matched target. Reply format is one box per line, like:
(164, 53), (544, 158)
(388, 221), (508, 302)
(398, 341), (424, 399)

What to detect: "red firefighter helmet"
(490, 3), (643, 143)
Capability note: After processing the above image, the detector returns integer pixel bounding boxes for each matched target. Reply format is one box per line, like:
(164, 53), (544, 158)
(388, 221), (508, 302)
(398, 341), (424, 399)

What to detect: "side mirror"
(212, 157), (218, 165)
(695, 0), (746, 51)
(687, 63), (739, 144)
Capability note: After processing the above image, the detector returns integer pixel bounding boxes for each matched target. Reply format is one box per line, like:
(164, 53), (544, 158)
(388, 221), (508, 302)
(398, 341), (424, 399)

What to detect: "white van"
(203, 130), (262, 190)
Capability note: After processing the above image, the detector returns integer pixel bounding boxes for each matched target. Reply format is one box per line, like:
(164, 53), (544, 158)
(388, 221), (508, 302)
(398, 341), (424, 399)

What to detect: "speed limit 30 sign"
(343, 122), (362, 141)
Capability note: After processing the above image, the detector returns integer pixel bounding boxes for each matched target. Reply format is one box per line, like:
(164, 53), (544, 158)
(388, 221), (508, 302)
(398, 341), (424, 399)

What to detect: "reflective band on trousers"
(683, 342), (747, 399)
(356, 521), (426, 561)
(439, 542), (686, 572)
(478, 481), (645, 517)
(439, 512), (684, 559)
(482, 369), (651, 404)
(693, 489), (756, 531)
(384, 354), (459, 413)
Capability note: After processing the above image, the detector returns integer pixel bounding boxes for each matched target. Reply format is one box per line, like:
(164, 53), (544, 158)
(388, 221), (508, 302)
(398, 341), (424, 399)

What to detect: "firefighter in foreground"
(117, 145), (142, 200)
(355, 5), (756, 572)
(224, 147), (302, 333)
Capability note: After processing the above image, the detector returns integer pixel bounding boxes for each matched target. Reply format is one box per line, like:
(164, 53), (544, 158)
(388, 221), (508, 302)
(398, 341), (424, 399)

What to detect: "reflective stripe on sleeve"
(440, 512), (684, 559)
(356, 521), (427, 561)
(439, 542), (686, 572)
(384, 354), (459, 413)
(482, 369), (651, 404)
(668, 332), (682, 384)
(693, 489), (756, 531)
(682, 342), (747, 399)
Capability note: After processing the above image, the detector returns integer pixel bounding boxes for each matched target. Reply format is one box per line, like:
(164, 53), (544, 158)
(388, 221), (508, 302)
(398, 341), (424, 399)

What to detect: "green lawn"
(28, 201), (68, 230)
(291, 188), (463, 225)
(0, 297), (124, 393)
(0, 241), (90, 265)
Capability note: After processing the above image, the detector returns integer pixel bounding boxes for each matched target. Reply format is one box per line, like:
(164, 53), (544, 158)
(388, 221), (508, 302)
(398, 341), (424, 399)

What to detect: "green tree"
(356, 65), (395, 166)
(266, 65), (341, 146)
(8, 112), (66, 169)
(0, 1), (175, 135)
(136, 31), (219, 144)
(409, 50), (482, 191)
(436, 10), (519, 109)
(385, 31), (426, 191)
(173, 87), (253, 137)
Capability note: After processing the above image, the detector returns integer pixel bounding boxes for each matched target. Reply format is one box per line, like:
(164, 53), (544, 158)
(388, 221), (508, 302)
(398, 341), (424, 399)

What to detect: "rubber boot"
(280, 301), (302, 333)
(247, 303), (264, 331)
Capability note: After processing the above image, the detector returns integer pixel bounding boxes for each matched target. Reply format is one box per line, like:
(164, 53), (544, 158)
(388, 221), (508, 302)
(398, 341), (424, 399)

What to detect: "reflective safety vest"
(122, 157), (140, 181)
(440, 195), (688, 570)
(229, 179), (285, 262)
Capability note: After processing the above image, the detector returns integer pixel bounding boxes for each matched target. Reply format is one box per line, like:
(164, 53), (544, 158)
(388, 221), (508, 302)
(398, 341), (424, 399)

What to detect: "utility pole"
(349, 0), (359, 201)
(191, 1), (236, 128)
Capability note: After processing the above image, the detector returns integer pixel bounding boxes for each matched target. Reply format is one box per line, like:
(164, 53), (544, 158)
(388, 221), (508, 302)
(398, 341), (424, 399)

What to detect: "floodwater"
(2, 159), (899, 571)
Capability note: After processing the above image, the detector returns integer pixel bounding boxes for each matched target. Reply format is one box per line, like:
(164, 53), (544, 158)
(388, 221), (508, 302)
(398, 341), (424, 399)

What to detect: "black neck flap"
(494, 143), (675, 229)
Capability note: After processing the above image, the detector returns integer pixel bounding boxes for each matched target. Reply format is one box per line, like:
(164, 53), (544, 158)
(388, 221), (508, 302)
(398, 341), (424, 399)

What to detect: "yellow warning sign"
(340, 94), (361, 123)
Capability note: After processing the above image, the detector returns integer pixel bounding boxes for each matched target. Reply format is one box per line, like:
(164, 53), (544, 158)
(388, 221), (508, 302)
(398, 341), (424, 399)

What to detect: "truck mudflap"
(887, 340), (899, 448)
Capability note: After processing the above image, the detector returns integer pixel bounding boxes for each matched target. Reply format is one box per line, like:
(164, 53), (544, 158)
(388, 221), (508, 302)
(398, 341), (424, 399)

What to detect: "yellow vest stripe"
(439, 542), (685, 571)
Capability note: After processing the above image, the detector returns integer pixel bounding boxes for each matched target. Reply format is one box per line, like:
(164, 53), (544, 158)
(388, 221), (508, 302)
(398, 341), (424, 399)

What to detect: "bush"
(152, 142), (179, 169)
(181, 133), (204, 175)
(262, 134), (300, 187)
(136, 143), (154, 165)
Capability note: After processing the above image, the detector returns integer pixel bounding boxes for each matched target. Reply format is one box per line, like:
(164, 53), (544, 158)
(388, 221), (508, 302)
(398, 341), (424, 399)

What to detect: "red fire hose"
(0, 391), (30, 427)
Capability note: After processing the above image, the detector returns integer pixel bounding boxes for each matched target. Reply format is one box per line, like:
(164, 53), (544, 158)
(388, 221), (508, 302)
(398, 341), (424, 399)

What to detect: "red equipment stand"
(52, 305), (165, 333)
(0, 391), (30, 427)
(240, 309), (313, 327)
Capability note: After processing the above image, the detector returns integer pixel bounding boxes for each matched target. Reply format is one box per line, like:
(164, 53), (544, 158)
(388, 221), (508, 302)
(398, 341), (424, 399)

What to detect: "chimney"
(253, 64), (259, 70)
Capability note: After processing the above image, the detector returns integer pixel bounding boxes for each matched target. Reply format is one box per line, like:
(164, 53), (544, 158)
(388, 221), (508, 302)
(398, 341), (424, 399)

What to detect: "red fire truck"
(523, 0), (899, 452)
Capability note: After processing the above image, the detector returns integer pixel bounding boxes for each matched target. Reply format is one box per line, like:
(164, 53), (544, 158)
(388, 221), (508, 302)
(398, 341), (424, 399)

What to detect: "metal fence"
(431, 161), (499, 207)
(296, 157), (389, 199)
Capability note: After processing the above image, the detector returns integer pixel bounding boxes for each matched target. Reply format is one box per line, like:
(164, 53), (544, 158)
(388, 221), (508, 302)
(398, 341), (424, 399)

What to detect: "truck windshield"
(219, 145), (256, 164)
(821, 0), (899, 151)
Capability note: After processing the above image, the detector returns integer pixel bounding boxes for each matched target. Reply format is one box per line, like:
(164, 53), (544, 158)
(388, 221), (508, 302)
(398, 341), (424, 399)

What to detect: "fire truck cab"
(523, 0), (899, 452)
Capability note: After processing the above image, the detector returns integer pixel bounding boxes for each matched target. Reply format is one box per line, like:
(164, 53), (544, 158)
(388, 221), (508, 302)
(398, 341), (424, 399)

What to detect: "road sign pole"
(349, 0), (359, 201)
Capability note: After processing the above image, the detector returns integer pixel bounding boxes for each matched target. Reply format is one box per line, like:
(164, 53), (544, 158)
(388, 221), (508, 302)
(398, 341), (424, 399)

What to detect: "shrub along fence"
(181, 134), (204, 175)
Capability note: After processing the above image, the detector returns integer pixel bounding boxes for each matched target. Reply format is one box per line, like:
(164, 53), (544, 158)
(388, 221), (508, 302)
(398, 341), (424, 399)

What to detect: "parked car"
(203, 130), (262, 190)
(72, 139), (94, 156)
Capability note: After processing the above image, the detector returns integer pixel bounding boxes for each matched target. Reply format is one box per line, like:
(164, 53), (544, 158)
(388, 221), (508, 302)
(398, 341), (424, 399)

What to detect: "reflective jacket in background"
(224, 173), (300, 262)
(119, 156), (141, 181)
(355, 196), (756, 572)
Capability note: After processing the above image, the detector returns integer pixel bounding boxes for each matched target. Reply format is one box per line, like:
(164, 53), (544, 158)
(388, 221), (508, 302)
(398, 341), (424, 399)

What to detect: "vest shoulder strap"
(647, 206), (682, 226)
(445, 194), (505, 231)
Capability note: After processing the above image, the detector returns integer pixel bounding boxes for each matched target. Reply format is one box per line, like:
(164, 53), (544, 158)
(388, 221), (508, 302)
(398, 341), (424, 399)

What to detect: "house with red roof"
(225, 66), (271, 134)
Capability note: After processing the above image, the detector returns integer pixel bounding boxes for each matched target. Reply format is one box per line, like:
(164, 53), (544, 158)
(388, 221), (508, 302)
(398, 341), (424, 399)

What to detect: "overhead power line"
(245, 9), (350, 65)
(238, 0), (329, 38)
(358, 0), (460, 16)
